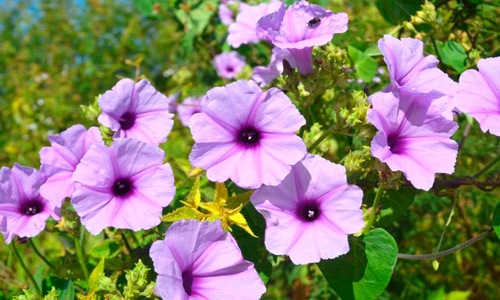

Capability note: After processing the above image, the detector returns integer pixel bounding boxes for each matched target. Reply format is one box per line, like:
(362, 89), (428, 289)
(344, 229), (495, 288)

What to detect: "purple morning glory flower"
(378, 35), (458, 119)
(257, 0), (348, 75)
(166, 93), (179, 114)
(39, 124), (104, 205)
(189, 80), (307, 189)
(71, 138), (175, 235)
(150, 220), (266, 300)
(454, 56), (500, 135)
(98, 78), (174, 146)
(227, 0), (283, 48)
(251, 154), (365, 265)
(177, 97), (202, 127)
(0, 164), (60, 244)
(219, 3), (234, 25)
(252, 47), (296, 86)
(213, 51), (246, 79)
(367, 90), (458, 191)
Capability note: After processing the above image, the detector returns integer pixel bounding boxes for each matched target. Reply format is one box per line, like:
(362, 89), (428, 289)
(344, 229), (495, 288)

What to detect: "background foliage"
(0, 0), (499, 299)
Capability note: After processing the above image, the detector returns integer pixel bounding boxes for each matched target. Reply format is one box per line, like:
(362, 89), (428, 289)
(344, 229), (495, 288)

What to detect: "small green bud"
(80, 96), (102, 121)
(13, 290), (38, 300)
(123, 260), (155, 299)
(297, 83), (310, 97)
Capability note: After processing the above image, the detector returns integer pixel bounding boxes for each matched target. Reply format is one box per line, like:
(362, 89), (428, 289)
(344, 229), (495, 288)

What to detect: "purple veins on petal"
(251, 154), (365, 264)
(367, 90), (459, 191)
(149, 220), (266, 300)
(0, 164), (61, 244)
(227, 0), (284, 48)
(256, 0), (348, 75)
(378, 35), (458, 120)
(39, 124), (104, 205)
(97, 78), (174, 146)
(454, 56), (500, 136)
(70, 138), (175, 235)
(188, 80), (307, 189)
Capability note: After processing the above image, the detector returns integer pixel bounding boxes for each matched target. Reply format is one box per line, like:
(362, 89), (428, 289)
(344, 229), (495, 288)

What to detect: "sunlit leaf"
(88, 258), (105, 291)
(318, 228), (398, 300)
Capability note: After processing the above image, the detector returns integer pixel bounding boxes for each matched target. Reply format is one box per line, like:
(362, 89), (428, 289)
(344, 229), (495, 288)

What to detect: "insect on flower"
(308, 17), (321, 27)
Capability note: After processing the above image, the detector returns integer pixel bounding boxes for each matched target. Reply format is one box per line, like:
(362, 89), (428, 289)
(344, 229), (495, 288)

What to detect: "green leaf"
(226, 191), (253, 209)
(59, 280), (75, 300)
(87, 240), (120, 259)
(375, 0), (424, 25)
(436, 41), (467, 73)
(427, 286), (445, 300)
(492, 202), (500, 240)
(348, 46), (378, 82)
(378, 187), (419, 227)
(88, 258), (105, 291)
(318, 228), (398, 300)
(162, 206), (199, 222)
(445, 290), (471, 300)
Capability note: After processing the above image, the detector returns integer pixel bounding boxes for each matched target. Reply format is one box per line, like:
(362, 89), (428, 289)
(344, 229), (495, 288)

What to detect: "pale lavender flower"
(378, 35), (458, 119)
(227, 0), (283, 48)
(219, 3), (234, 25)
(252, 47), (296, 86)
(0, 164), (60, 244)
(367, 91), (458, 191)
(150, 220), (266, 300)
(166, 93), (179, 114)
(71, 138), (175, 235)
(251, 154), (364, 264)
(39, 125), (103, 205)
(257, 0), (348, 75)
(98, 78), (174, 146)
(177, 97), (202, 127)
(214, 51), (246, 79)
(454, 57), (500, 135)
(189, 80), (306, 189)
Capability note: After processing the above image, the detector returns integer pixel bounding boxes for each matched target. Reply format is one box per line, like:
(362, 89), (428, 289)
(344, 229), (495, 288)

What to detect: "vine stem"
(473, 156), (500, 178)
(398, 228), (494, 260)
(362, 186), (384, 234)
(307, 127), (334, 152)
(74, 235), (89, 281)
(28, 239), (55, 271)
(11, 242), (42, 297)
(120, 232), (133, 255)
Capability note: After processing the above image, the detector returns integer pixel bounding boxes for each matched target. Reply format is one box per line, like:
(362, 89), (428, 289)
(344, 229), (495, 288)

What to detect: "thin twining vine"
(397, 228), (494, 260)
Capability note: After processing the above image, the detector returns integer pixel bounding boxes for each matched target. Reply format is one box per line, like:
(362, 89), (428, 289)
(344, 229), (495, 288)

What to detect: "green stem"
(74, 235), (89, 281)
(28, 239), (55, 271)
(430, 34), (443, 63)
(474, 156), (500, 178)
(11, 242), (42, 297)
(120, 232), (133, 255)
(308, 127), (334, 152)
(398, 228), (494, 260)
(363, 186), (384, 234)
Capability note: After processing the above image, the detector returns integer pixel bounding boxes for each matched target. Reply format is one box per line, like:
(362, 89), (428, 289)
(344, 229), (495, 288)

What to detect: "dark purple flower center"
(182, 270), (194, 295)
(119, 112), (136, 130)
(238, 127), (261, 146)
(226, 66), (234, 73)
(387, 133), (404, 154)
(112, 178), (133, 197)
(20, 199), (44, 216)
(296, 201), (321, 222)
